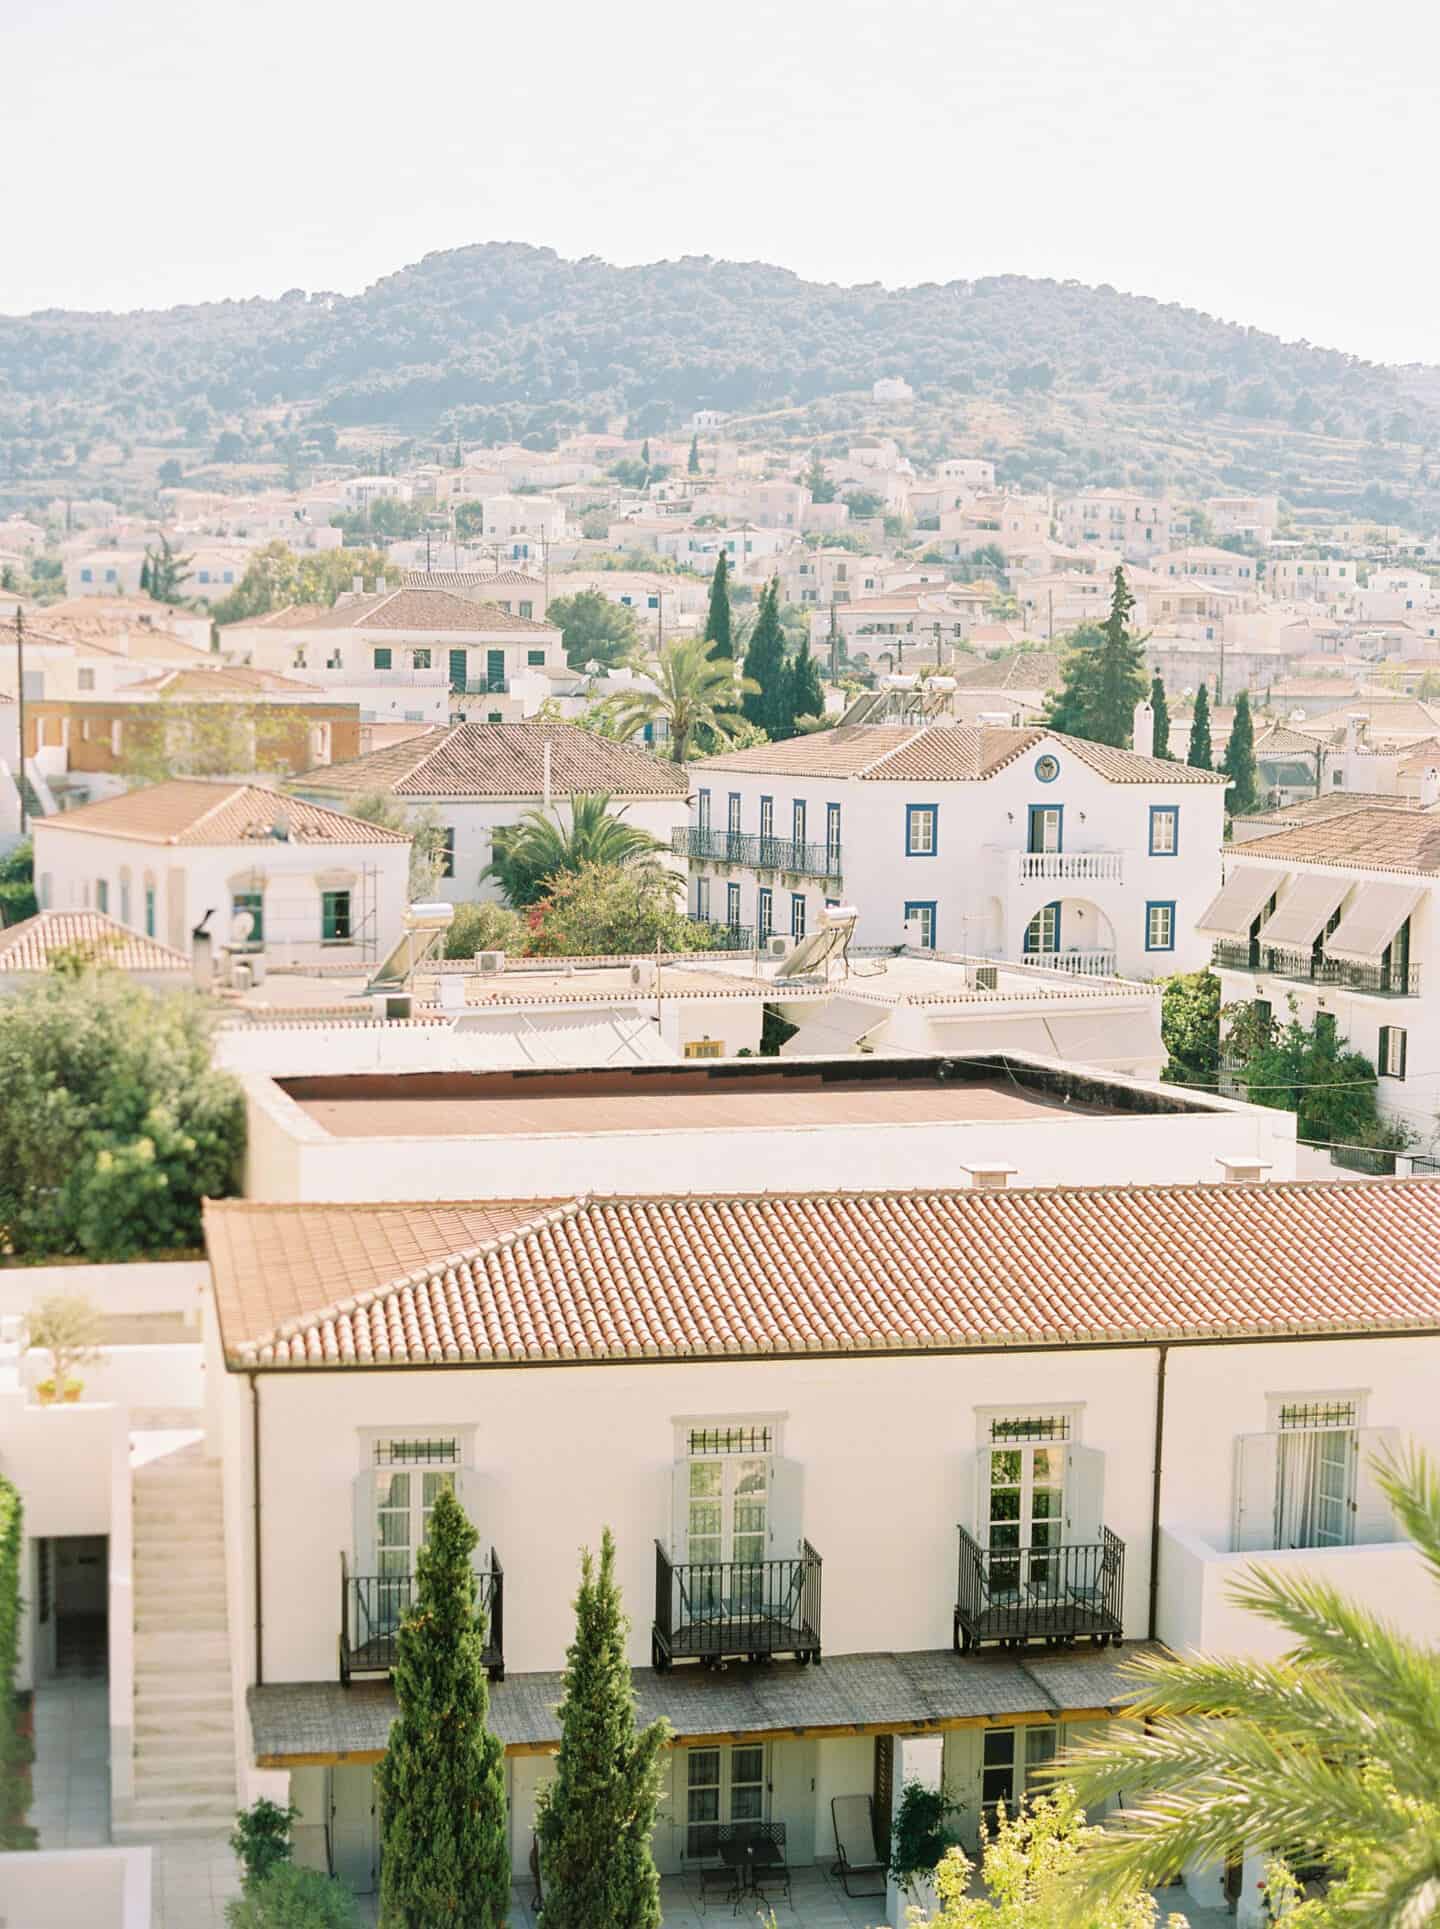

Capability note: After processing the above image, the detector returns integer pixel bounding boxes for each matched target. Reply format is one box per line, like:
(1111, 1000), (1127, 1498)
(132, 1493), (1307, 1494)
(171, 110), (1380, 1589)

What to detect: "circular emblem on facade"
(1034, 754), (1060, 783)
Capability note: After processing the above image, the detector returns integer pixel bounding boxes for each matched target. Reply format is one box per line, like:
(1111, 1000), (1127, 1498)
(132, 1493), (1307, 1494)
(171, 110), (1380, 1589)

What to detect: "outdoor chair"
(762, 1561), (807, 1632)
(749, 1822), (792, 1909)
(831, 1793), (887, 1897)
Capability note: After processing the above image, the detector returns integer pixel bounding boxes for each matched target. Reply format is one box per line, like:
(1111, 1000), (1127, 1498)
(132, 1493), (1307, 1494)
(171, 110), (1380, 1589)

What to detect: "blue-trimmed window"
(1149, 806), (1179, 856)
(825, 802), (842, 863)
(792, 800), (807, 848)
(791, 893), (807, 939)
(1145, 901), (1176, 951)
(904, 900), (937, 949)
(727, 792), (741, 835)
(696, 787), (711, 832)
(759, 794), (776, 863)
(695, 877), (710, 919)
(758, 887), (774, 941)
(726, 882), (741, 928)
(905, 804), (938, 856)
(1027, 804), (1063, 854)
(1024, 902), (1060, 954)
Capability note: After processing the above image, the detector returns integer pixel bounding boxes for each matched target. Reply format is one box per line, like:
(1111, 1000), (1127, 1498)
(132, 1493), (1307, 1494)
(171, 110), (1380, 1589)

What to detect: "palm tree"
(1056, 1447), (1440, 1927)
(482, 792), (672, 907)
(602, 636), (757, 763)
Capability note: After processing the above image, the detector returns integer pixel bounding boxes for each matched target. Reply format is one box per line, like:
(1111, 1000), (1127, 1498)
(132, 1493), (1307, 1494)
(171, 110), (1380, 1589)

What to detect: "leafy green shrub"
(443, 901), (527, 959)
(0, 1478), (35, 1848)
(0, 972), (244, 1259)
(224, 1863), (359, 1927)
(230, 1796), (299, 1891)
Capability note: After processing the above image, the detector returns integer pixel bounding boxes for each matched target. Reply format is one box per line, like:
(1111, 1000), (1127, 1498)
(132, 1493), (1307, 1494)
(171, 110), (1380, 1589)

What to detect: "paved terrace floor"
(281, 1070), (1117, 1140)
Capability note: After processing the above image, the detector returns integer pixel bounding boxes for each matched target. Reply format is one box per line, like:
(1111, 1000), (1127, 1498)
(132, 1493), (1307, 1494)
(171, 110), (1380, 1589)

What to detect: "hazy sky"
(8, 0), (1437, 365)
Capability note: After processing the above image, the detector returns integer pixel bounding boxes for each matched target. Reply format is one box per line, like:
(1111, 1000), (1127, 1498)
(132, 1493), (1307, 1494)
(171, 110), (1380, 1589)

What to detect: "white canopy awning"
(780, 996), (889, 1057)
(1324, 880), (1425, 964)
(1256, 874), (1352, 952)
(1196, 867), (1282, 938)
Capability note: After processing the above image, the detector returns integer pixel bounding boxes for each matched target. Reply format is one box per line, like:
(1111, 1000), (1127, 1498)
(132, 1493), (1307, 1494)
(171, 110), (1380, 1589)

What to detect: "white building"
(481, 495), (566, 548)
(31, 780), (412, 965)
(221, 586), (565, 727)
(1057, 491), (1170, 561)
(65, 552), (147, 598)
(291, 720), (690, 906)
(1203, 791), (1440, 1149)
(680, 717), (1227, 977)
(872, 377), (914, 404)
(203, 1130), (1438, 1925)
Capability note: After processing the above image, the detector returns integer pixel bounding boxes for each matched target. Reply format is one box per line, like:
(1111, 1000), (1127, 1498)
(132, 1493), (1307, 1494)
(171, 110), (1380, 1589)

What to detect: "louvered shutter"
(1231, 1433), (1280, 1552)
(768, 1457), (805, 1557)
(1064, 1445), (1106, 1544)
(352, 1471), (378, 1576)
(1353, 1427), (1402, 1544)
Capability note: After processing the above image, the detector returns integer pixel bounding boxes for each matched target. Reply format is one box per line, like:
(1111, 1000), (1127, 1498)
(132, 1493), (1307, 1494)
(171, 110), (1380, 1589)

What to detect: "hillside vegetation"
(3, 242), (1436, 517)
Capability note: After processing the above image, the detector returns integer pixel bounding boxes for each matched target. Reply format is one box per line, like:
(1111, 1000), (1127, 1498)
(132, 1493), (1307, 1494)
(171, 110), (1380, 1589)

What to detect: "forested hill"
(3, 243), (1437, 508)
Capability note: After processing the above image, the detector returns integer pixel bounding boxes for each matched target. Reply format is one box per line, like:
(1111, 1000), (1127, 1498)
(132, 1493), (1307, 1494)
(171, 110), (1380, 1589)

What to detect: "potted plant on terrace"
(26, 1296), (104, 1405)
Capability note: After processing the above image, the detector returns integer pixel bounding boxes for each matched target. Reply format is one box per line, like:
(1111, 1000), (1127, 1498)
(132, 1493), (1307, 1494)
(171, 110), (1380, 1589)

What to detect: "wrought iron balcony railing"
(685, 915), (756, 951)
(1211, 938), (1419, 997)
(452, 675), (511, 695)
(652, 1542), (822, 1669)
(954, 1526), (1123, 1652)
(672, 826), (843, 878)
(340, 1550), (504, 1683)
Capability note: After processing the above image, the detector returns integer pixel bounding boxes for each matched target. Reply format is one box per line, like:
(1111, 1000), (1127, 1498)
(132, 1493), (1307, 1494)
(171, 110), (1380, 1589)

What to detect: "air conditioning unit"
(973, 965), (999, 991)
(767, 935), (792, 959)
(231, 961), (253, 993)
(477, 950), (506, 975)
(629, 961), (657, 990)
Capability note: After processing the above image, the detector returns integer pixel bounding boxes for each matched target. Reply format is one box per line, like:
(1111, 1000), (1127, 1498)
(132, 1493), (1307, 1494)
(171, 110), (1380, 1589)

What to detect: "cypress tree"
(742, 580), (789, 737)
(376, 1487), (508, 1928)
(1187, 682), (1214, 770)
(537, 1530), (668, 1929)
(640, 438), (651, 469)
(704, 550), (732, 657)
(688, 434), (700, 476)
(788, 635), (825, 724)
(1094, 566), (1147, 746)
(1149, 674), (1172, 759)
(139, 557), (151, 596)
(1222, 687), (1259, 813)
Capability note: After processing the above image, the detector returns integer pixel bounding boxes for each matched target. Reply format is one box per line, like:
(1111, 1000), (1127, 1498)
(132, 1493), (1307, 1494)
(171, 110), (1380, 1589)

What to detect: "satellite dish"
(230, 910), (255, 944)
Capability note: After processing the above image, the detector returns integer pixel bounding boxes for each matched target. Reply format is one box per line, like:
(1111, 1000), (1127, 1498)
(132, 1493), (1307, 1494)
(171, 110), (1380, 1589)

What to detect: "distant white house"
(872, 376), (913, 404)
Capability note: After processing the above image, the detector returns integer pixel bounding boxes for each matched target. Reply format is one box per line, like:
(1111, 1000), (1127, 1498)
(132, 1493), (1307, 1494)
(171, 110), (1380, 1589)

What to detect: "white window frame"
(683, 1742), (770, 1858)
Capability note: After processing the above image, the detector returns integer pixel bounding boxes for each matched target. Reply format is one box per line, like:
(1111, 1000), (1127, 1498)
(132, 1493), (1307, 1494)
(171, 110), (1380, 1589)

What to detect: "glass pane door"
(987, 1447), (1065, 1599)
(375, 1469), (455, 1629)
(685, 1746), (768, 1858)
(1028, 807), (1061, 854)
(1314, 1432), (1354, 1546)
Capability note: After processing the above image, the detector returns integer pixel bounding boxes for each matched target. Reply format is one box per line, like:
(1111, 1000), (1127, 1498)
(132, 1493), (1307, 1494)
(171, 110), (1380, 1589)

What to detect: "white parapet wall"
(0, 1259), (210, 1327)
(0, 1846), (151, 1927)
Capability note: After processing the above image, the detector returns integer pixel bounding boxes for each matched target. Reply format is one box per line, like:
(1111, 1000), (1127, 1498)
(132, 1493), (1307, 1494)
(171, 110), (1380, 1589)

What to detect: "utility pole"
(1217, 632), (1226, 708)
(14, 606), (25, 837)
(933, 620), (942, 667)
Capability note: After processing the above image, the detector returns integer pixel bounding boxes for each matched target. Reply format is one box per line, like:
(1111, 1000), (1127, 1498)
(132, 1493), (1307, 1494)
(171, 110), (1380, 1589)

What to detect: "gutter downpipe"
(251, 1372), (264, 1685)
(1147, 1342), (1170, 1642)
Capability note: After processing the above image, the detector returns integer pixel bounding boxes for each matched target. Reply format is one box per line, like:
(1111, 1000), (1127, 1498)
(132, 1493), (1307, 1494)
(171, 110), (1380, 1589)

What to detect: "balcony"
(1016, 948), (1117, 978)
(685, 915), (756, 951)
(452, 676), (510, 695)
(339, 1551), (504, 1684)
(1002, 849), (1124, 885)
(1211, 939), (1419, 997)
(672, 826), (843, 880)
(953, 1527), (1124, 1652)
(652, 1543), (822, 1670)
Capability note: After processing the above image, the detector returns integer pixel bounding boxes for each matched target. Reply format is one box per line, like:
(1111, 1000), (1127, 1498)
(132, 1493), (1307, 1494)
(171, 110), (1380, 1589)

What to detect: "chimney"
(351, 574), (362, 594)
(1422, 766), (1440, 810)
(1214, 1155), (1272, 1184)
(1345, 711), (1368, 753)
(958, 1163), (1017, 1191)
(376, 574), (387, 594)
(1133, 700), (1154, 754)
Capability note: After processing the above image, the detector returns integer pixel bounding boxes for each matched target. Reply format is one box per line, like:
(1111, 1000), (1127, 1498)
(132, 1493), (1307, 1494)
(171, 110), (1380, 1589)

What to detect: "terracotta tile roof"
(207, 1179), (1440, 1369)
(219, 604), (332, 632)
(949, 652), (1062, 692)
(302, 589), (555, 635)
(121, 666), (323, 697)
(0, 909), (188, 973)
(400, 570), (542, 592)
(1232, 810), (1440, 875)
(204, 1199), (559, 1358)
(297, 721), (688, 799)
(1235, 792), (1420, 831)
(698, 724), (1226, 785)
(33, 780), (409, 847)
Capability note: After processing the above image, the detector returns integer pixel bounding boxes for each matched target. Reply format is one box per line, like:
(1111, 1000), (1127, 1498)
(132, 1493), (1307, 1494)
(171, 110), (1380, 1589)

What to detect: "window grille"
(990, 1415), (1070, 1442)
(1278, 1402), (1356, 1431)
(373, 1438), (459, 1466)
(688, 1426), (772, 1457)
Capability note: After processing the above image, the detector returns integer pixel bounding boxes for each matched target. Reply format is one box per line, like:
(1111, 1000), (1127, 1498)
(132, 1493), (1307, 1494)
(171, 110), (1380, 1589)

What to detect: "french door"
(375, 1467), (455, 1627)
(686, 1454), (768, 1612)
(1027, 806), (1062, 854)
(686, 1744), (767, 1857)
(986, 1444), (1064, 1599)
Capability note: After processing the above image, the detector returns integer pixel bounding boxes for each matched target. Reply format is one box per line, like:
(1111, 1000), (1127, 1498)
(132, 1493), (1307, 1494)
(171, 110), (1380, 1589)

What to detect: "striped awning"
(1324, 881), (1425, 964)
(1196, 867), (1282, 938)
(1256, 874), (1352, 952)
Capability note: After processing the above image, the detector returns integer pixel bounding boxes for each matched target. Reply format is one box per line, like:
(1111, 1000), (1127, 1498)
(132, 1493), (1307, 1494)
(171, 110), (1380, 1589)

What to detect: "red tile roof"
(33, 780), (409, 847)
(206, 1179), (1440, 1369)
(297, 721), (689, 799)
(302, 588), (555, 635)
(0, 909), (188, 973)
(1236, 809), (1440, 875)
(698, 724), (1226, 785)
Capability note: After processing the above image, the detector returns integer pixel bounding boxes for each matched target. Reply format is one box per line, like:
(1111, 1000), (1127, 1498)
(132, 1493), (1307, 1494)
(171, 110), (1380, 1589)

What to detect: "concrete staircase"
(114, 1437), (238, 1838)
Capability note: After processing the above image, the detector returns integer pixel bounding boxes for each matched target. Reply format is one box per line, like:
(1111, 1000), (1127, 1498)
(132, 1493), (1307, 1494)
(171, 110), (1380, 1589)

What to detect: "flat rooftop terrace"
(276, 1055), (1201, 1142)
